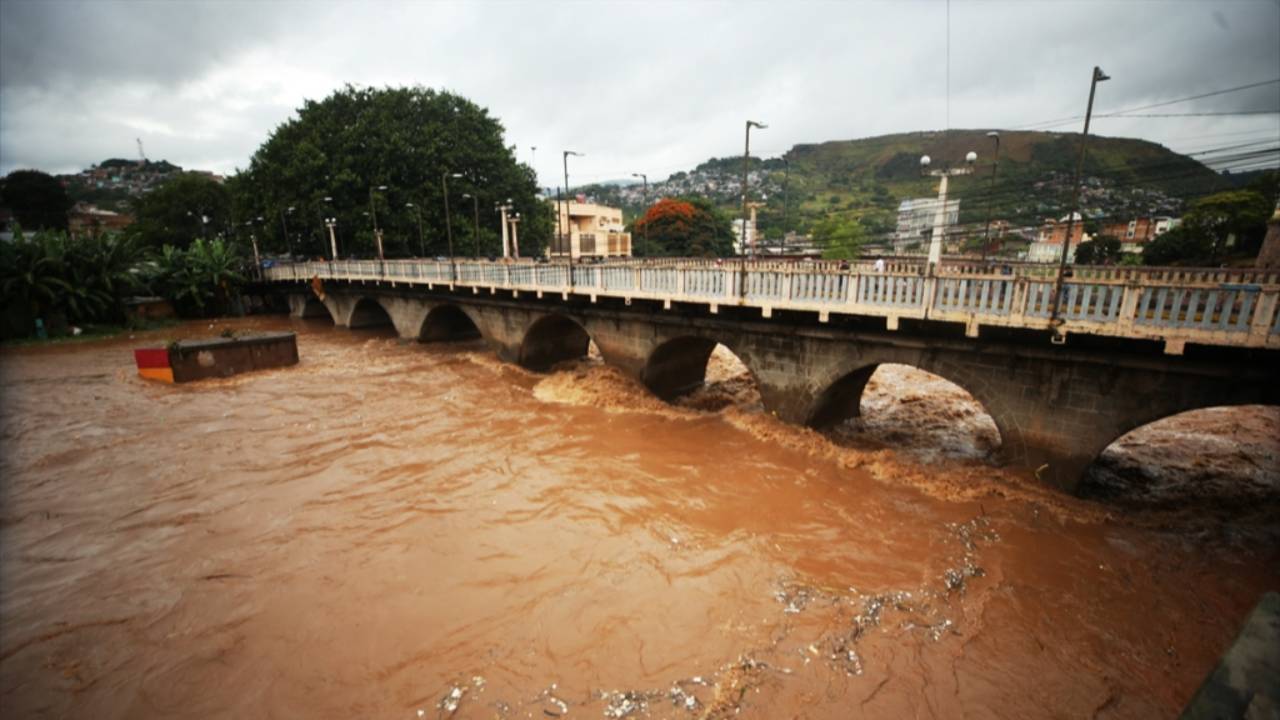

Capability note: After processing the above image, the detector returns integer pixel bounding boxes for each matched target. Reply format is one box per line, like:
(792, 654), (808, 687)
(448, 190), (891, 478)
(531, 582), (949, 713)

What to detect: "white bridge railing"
(264, 259), (1280, 353)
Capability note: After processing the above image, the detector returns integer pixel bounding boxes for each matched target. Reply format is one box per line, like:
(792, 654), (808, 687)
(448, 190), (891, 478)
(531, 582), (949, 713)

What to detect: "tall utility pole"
(509, 214), (521, 258)
(741, 120), (766, 258)
(782, 156), (790, 256)
(563, 151), (583, 260)
(981, 131), (1001, 266)
(1050, 66), (1110, 338)
(631, 172), (648, 257)
(325, 217), (338, 261)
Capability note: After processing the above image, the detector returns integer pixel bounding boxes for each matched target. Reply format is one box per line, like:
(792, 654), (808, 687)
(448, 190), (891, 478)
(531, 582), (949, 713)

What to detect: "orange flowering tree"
(631, 197), (734, 257)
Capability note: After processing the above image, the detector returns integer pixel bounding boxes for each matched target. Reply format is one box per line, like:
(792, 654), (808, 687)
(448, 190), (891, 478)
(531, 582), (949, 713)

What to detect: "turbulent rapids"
(1, 315), (1277, 718)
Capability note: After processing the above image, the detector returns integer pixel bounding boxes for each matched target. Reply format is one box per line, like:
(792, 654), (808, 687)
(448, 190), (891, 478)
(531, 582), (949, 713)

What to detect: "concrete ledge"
(1180, 592), (1280, 719)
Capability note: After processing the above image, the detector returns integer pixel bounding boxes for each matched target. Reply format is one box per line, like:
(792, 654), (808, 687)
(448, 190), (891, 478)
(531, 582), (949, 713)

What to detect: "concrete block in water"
(134, 332), (299, 383)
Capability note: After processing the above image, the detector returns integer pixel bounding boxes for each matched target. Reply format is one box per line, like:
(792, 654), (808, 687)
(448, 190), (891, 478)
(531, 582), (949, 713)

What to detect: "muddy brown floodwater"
(2, 316), (1277, 719)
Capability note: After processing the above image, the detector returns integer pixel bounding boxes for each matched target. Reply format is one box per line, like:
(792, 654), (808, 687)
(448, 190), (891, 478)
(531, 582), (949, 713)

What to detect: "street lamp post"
(320, 197), (338, 260)
(406, 202), (425, 257)
(368, 185), (388, 259)
(782, 156), (791, 256)
(741, 120), (767, 258)
(279, 206), (295, 258)
(980, 132), (1001, 266)
(563, 151), (583, 259)
(631, 172), (648, 257)
(441, 172), (463, 260)
(919, 150), (978, 272)
(462, 193), (480, 258)
(1049, 66), (1110, 339)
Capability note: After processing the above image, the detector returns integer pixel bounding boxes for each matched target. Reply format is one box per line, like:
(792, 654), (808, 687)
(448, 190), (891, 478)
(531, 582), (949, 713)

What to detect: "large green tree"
(631, 197), (734, 257)
(234, 85), (548, 259)
(0, 170), (72, 232)
(811, 214), (866, 259)
(126, 172), (234, 251)
(1181, 189), (1272, 261)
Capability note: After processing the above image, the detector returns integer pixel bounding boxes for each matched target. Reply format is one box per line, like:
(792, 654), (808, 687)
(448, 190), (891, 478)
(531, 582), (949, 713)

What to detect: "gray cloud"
(1, 0), (1277, 183)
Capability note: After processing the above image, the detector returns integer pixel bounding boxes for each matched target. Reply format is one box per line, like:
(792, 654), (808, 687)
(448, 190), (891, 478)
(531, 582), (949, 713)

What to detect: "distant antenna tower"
(136, 138), (147, 165)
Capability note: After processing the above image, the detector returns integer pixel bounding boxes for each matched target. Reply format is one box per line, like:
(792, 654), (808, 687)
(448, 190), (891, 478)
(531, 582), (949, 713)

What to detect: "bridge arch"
(1079, 403), (1280, 504)
(519, 314), (594, 371)
(807, 361), (1005, 461)
(418, 304), (482, 342)
(640, 335), (758, 405)
(348, 297), (394, 329)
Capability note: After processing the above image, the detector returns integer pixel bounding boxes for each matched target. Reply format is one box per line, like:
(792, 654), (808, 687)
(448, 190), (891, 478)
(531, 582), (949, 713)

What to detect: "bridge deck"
(264, 259), (1280, 353)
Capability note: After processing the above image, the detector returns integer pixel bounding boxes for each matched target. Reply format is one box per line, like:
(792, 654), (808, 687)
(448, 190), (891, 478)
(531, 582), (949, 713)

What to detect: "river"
(1, 315), (1276, 718)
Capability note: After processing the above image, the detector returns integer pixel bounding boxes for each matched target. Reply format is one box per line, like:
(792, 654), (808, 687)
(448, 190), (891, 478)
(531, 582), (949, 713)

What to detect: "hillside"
(575, 130), (1228, 242)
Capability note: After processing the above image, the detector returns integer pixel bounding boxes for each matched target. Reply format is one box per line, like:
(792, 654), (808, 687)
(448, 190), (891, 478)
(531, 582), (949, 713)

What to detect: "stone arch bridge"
(277, 264), (1279, 494)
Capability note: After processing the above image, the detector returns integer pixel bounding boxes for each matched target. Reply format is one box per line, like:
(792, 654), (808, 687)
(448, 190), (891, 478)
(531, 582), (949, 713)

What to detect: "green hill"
(576, 129), (1228, 242)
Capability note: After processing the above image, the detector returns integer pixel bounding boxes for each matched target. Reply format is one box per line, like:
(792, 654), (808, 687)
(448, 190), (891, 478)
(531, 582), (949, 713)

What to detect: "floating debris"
(437, 684), (467, 717)
(601, 690), (651, 718)
(536, 683), (569, 717)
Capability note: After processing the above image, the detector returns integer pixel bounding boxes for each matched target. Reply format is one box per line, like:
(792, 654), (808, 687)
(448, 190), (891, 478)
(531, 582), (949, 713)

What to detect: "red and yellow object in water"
(133, 348), (174, 383)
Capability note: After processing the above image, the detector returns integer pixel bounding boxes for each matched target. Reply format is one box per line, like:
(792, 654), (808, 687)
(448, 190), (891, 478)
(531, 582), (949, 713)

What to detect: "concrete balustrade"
(264, 258), (1280, 353)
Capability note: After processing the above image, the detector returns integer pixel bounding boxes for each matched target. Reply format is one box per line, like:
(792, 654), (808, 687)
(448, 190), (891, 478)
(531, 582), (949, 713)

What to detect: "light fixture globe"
(920, 155), (932, 168)
(965, 151), (978, 164)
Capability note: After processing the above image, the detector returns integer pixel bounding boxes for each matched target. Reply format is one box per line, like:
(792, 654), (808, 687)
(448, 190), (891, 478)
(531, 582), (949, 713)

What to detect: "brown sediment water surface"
(2, 316), (1277, 719)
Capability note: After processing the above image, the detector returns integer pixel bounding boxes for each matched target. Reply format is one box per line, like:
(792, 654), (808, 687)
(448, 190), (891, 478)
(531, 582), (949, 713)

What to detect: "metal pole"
(782, 157), (790, 256)
(641, 174), (648, 258)
(981, 132), (1000, 265)
(471, 195), (480, 258)
(280, 208), (292, 258)
(1050, 66), (1109, 334)
(442, 174), (455, 259)
(741, 121), (751, 258)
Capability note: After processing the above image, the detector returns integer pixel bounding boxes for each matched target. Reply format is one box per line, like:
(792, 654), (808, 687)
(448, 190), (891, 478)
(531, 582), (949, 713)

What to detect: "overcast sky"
(1, 0), (1277, 185)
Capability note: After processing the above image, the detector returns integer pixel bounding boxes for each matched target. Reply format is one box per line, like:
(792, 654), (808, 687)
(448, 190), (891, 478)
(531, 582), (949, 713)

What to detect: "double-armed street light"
(320, 196), (339, 260)
(919, 149), (977, 271)
(631, 172), (648, 257)
(741, 120), (767, 258)
(509, 213), (522, 258)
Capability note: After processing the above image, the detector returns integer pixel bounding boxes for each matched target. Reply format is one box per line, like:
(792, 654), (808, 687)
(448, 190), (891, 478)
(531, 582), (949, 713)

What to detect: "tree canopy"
(0, 170), (72, 232)
(811, 214), (866, 259)
(1074, 235), (1122, 265)
(233, 85), (547, 259)
(631, 197), (734, 257)
(126, 173), (234, 250)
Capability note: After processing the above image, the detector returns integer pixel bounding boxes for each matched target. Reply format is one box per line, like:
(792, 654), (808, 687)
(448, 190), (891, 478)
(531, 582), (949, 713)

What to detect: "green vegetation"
(126, 173), (234, 250)
(150, 238), (246, 317)
(1074, 235), (1122, 265)
(233, 85), (547, 259)
(0, 170), (73, 232)
(810, 215), (866, 259)
(0, 229), (251, 340)
(1, 230), (145, 338)
(1143, 189), (1272, 266)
